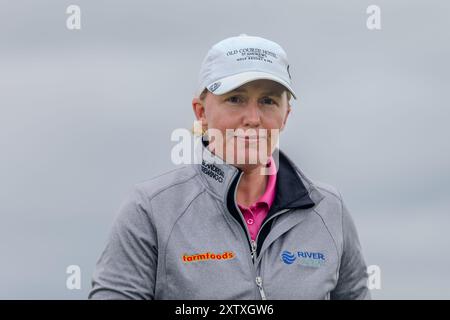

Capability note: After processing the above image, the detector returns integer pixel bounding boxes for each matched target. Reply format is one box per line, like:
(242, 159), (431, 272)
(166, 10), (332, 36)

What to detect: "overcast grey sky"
(1, 0), (449, 299)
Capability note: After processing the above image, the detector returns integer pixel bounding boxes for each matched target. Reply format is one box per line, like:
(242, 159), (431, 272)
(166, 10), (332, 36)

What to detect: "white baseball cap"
(197, 34), (297, 100)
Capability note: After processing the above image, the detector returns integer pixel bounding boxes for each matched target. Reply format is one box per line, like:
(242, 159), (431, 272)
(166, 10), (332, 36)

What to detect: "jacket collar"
(192, 136), (324, 209)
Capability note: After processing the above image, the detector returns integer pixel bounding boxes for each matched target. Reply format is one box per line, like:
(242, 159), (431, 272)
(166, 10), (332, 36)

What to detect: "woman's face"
(192, 79), (291, 169)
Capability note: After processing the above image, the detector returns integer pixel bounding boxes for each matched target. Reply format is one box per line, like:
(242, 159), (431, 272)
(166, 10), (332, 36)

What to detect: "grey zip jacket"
(89, 137), (371, 300)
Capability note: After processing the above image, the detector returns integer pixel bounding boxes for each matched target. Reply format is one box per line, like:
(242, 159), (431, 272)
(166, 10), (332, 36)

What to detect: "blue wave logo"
(281, 251), (296, 265)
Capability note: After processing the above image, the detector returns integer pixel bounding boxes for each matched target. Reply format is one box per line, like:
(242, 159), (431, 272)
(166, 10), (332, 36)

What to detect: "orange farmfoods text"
(182, 251), (235, 263)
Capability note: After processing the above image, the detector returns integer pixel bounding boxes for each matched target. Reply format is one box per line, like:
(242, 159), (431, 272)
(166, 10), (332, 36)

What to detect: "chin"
(233, 147), (269, 166)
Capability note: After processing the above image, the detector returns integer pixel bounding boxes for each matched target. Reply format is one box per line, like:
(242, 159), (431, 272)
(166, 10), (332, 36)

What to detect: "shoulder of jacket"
(132, 165), (201, 201)
(128, 165), (207, 229)
(306, 179), (346, 256)
(282, 151), (342, 205)
(310, 179), (342, 203)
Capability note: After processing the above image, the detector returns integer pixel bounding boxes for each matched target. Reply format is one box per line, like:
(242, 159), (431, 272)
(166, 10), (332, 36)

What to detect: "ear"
(192, 97), (207, 120)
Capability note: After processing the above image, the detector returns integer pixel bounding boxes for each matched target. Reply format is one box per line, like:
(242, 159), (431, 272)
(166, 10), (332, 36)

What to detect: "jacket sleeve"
(88, 186), (157, 300)
(330, 194), (371, 300)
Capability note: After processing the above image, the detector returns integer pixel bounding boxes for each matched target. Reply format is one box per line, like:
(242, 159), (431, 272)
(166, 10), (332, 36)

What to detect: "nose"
(242, 99), (261, 128)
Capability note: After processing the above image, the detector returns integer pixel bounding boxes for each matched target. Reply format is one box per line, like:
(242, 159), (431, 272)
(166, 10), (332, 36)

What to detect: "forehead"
(228, 79), (286, 96)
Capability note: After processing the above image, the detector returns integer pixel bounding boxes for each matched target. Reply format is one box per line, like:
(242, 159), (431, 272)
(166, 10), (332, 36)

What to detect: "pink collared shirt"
(237, 157), (277, 241)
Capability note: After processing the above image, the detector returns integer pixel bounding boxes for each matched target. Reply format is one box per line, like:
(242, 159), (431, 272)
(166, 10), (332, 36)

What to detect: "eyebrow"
(228, 88), (283, 97)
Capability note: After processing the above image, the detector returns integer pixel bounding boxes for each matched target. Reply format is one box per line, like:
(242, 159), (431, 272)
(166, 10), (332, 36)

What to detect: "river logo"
(281, 250), (326, 267)
(281, 251), (296, 264)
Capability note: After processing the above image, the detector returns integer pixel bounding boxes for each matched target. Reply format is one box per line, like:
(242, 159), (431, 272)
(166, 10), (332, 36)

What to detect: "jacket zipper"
(252, 209), (290, 300)
(231, 171), (290, 300)
(253, 208), (290, 262)
(250, 239), (257, 263)
(255, 276), (267, 300)
(231, 171), (263, 299)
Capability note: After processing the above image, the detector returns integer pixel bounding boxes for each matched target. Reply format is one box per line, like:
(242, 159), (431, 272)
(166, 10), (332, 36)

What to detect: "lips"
(234, 135), (267, 142)
(233, 132), (267, 139)
(235, 135), (259, 139)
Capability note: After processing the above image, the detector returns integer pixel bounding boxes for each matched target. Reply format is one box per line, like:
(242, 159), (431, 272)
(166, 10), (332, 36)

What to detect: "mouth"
(233, 132), (268, 141)
(234, 136), (267, 143)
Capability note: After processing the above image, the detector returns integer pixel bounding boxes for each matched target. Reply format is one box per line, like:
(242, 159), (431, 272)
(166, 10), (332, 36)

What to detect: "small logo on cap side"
(209, 81), (221, 92)
(287, 65), (292, 80)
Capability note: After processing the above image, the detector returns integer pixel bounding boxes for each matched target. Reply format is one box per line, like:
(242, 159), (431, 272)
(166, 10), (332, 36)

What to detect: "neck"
(205, 141), (268, 207)
(235, 164), (268, 207)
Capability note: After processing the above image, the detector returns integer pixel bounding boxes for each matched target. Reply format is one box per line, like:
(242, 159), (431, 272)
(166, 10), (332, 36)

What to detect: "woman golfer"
(89, 34), (370, 300)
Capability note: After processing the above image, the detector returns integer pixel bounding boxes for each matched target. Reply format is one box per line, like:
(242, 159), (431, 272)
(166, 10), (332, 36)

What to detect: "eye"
(226, 95), (244, 104)
(261, 97), (277, 105)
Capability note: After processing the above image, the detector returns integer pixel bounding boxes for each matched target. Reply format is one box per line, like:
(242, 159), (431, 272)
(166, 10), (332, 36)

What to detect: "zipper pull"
(250, 240), (257, 262)
(255, 276), (267, 300)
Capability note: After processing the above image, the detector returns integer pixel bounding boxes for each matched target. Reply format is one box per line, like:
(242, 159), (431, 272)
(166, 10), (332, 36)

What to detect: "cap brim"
(207, 71), (297, 100)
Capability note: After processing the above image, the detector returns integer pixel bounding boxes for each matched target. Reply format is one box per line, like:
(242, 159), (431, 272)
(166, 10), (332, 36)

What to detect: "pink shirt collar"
(238, 156), (277, 210)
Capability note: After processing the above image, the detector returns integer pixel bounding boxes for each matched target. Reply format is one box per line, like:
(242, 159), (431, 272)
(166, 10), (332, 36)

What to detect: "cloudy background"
(1, 0), (449, 299)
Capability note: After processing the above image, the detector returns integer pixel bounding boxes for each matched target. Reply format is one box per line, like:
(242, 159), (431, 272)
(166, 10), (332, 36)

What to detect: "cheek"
(261, 112), (285, 129)
(208, 111), (238, 131)
(205, 114), (233, 144)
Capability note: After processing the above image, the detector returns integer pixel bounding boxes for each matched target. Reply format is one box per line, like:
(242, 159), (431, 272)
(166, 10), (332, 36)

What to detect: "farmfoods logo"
(281, 250), (326, 267)
(182, 251), (235, 263)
